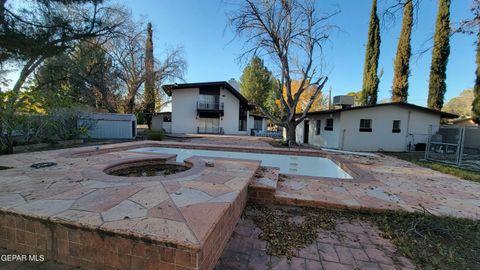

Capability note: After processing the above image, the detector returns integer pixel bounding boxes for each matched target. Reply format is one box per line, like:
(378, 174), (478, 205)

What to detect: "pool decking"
(0, 142), (261, 270)
(1, 140), (479, 270)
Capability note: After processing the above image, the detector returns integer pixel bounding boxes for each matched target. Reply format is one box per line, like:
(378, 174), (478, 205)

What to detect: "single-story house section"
(247, 114), (268, 135)
(151, 112), (172, 133)
(293, 102), (457, 152)
(162, 81), (268, 135)
(78, 112), (137, 139)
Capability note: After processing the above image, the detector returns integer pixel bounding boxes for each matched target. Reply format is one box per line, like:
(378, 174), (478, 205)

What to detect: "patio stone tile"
(364, 247), (394, 265)
(48, 186), (96, 200)
(180, 202), (229, 241)
(162, 181), (181, 193)
(246, 249), (270, 270)
(0, 193), (26, 210)
(355, 261), (382, 270)
(298, 243), (320, 261)
(321, 261), (354, 270)
(305, 259), (323, 270)
(147, 199), (184, 222)
(335, 245), (355, 265)
(52, 209), (103, 226)
(317, 231), (341, 245)
(71, 185), (142, 212)
(365, 187), (405, 204)
(254, 177), (277, 189)
(128, 184), (169, 208)
(234, 224), (253, 237)
(209, 191), (239, 203)
(217, 250), (250, 269)
(224, 176), (251, 191)
(100, 217), (142, 232)
(170, 187), (212, 208)
(82, 180), (132, 189)
(317, 242), (340, 262)
(11, 199), (74, 217)
(131, 218), (199, 246)
(269, 256), (290, 270)
(197, 172), (236, 184)
(101, 200), (147, 222)
(349, 248), (370, 262)
(289, 257), (306, 269)
(182, 181), (232, 197)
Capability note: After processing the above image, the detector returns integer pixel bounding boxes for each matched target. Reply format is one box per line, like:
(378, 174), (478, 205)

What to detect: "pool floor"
(130, 147), (352, 179)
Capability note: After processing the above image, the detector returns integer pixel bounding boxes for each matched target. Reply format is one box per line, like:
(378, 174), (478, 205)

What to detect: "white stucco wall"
(339, 106), (440, 152)
(171, 88), (199, 134)
(219, 87), (247, 135)
(296, 105), (442, 152)
(295, 114), (341, 148)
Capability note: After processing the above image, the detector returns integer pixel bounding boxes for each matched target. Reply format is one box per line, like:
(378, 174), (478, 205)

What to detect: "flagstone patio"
(0, 140), (479, 270)
(273, 153), (480, 219)
(0, 142), (261, 270)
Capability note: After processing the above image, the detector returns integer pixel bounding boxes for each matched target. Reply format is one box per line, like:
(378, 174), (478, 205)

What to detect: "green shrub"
(147, 130), (164, 141)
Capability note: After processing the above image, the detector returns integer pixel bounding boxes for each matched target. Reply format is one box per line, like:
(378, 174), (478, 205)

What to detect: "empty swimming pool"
(129, 147), (352, 179)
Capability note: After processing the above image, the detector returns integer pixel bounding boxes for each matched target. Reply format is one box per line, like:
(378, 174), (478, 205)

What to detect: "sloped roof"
(162, 81), (250, 107)
(79, 112), (136, 121)
(304, 102), (458, 119)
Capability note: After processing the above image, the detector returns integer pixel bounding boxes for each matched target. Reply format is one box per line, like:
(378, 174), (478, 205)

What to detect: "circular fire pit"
(104, 159), (190, 177)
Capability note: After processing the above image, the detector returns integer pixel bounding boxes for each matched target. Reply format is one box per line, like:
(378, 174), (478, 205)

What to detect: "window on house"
(324, 118), (333, 131)
(254, 117), (263, 130)
(315, 120), (321, 135)
(359, 119), (372, 132)
(392, 120), (401, 133)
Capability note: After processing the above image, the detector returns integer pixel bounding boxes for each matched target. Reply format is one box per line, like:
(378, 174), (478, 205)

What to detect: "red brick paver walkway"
(215, 209), (415, 270)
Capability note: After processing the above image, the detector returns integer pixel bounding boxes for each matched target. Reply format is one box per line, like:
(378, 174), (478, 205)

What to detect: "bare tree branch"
(228, 0), (338, 145)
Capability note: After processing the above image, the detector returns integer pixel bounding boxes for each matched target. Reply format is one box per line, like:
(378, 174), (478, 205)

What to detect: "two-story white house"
(162, 81), (267, 135)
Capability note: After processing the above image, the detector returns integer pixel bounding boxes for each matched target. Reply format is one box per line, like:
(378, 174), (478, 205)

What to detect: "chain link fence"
(425, 125), (480, 170)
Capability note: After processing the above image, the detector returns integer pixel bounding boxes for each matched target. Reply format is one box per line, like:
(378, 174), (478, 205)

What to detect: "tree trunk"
(286, 120), (297, 147)
(6, 134), (13, 154)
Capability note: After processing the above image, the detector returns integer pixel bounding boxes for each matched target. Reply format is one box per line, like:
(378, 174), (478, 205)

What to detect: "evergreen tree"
(428, 0), (451, 110)
(391, 0), (413, 102)
(361, 0), (381, 105)
(473, 33), (480, 123)
(143, 22), (155, 129)
(240, 56), (275, 113)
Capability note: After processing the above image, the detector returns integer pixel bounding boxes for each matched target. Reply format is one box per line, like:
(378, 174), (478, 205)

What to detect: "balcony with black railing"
(197, 101), (224, 111)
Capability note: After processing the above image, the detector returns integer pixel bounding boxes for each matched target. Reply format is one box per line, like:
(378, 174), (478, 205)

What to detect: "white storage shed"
(78, 113), (137, 139)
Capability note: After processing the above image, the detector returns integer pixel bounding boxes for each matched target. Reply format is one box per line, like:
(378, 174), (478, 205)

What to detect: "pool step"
(248, 166), (280, 204)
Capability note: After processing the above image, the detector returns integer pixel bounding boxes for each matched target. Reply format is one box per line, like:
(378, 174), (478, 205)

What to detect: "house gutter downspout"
(405, 110), (412, 151)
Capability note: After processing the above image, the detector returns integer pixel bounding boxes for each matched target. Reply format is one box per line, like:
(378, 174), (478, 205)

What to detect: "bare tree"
(229, 0), (338, 145)
(107, 22), (147, 113)
(106, 22), (186, 114)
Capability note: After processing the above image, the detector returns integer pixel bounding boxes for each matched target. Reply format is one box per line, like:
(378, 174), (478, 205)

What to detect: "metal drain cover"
(30, 162), (57, 169)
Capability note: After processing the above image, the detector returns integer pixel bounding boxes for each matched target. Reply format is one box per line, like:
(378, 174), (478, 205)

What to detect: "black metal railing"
(197, 101), (224, 110)
(197, 127), (224, 134)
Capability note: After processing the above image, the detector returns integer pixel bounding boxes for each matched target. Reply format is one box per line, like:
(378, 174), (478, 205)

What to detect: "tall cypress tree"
(428, 0), (451, 110)
(144, 22), (155, 129)
(391, 0), (413, 102)
(361, 0), (381, 105)
(473, 32), (480, 123)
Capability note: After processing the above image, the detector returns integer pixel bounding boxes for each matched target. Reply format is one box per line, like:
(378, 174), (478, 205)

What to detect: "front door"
(303, 120), (309, 144)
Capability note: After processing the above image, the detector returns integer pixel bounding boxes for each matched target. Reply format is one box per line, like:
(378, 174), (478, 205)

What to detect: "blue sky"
(120, 0), (477, 107)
